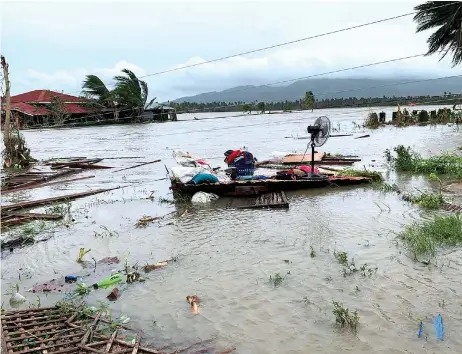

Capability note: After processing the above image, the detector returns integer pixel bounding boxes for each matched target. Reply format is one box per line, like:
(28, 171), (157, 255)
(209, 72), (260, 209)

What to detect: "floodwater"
(2, 105), (462, 353)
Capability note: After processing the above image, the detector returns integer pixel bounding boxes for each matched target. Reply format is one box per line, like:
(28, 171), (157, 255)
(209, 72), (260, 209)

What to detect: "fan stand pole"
(310, 138), (316, 176)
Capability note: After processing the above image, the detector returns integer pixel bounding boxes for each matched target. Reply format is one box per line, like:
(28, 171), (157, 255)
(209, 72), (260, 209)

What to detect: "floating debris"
(186, 295), (200, 313)
(107, 287), (119, 301)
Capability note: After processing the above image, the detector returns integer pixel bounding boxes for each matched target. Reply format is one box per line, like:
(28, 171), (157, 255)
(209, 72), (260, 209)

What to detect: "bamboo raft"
(255, 153), (361, 169)
(171, 175), (372, 196)
(1, 306), (233, 354)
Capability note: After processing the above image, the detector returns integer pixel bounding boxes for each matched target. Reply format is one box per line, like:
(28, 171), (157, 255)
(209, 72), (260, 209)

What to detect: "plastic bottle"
(93, 273), (122, 289)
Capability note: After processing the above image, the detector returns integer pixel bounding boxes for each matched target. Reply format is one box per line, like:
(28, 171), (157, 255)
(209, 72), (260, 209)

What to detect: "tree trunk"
(1, 55), (11, 147)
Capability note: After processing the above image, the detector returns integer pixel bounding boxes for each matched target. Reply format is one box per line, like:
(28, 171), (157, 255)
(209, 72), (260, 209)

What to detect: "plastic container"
(93, 273), (123, 289)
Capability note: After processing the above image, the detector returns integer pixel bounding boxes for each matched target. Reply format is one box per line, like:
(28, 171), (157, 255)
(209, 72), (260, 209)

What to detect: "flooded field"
(2, 105), (462, 353)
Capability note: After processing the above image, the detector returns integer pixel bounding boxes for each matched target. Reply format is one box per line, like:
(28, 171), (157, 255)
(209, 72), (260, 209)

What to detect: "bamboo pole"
(1, 55), (11, 147)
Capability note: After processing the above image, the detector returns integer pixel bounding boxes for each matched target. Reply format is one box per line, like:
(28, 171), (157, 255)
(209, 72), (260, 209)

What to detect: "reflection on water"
(1, 106), (462, 353)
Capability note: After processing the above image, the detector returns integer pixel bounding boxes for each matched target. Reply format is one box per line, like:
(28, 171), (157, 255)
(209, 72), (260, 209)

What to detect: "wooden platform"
(171, 175), (372, 196)
(1, 306), (222, 354)
(237, 191), (289, 209)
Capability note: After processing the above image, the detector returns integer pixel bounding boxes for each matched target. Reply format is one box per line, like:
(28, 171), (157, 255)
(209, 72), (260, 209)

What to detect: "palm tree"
(113, 69), (157, 119)
(414, 1), (462, 66)
(81, 75), (119, 120)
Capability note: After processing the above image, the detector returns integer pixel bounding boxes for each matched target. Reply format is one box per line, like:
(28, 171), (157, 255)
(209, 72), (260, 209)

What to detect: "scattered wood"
(238, 191), (289, 209)
(355, 134), (370, 139)
(1, 168), (82, 192)
(1, 186), (121, 214)
(1, 212), (63, 227)
(2, 175), (96, 195)
(1, 306), (222, 354)
(112, 160), (161, 173)
(329, 134), (353, 137)
(51, 163), (113, 170)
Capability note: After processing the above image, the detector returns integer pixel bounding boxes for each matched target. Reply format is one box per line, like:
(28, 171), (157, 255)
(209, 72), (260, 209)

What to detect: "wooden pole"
(1, 55), (11, 147)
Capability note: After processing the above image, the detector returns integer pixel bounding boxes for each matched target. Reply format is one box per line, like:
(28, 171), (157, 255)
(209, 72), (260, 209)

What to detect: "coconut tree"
(414, 1), (462, 66)
(113, 69), (157, 119)
(81, 75), (119, 120)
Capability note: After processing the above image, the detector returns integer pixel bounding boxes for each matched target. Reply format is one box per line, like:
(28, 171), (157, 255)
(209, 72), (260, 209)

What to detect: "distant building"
(141, 106), (177, 122)
(1, 90), (89, 128)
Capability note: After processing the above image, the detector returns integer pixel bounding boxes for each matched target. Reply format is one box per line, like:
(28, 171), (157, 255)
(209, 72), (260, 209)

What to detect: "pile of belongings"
(171, 150), (230, 185)
(224, 146), (257, 179)
(275, 165), (320, 180)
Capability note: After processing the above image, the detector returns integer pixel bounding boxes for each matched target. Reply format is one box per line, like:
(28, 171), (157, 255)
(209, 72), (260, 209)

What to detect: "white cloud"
(5, 0), (460, 100)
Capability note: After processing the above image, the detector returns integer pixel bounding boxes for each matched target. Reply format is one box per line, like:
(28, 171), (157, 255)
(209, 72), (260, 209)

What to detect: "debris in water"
(77, 248), (91, 263)
(186, 295), (200, 313)
(354, 134), (371, 139)
(434, 314), (444, 341)
(143, 260), (169, 272)
(93, 273), (123, 289)
(65, 275), (78, 283)
(107, 287), (119, 301)
(98, 256), (120, 264)
(417, 321), (423, 338)
(9, 292), (26, 305)
(126, 271), (141, 283)
(112, 159), (161, 173)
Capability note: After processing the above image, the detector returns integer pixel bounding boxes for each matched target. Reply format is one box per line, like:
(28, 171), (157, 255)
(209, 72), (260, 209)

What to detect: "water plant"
(364, 112), (380, 129)
(310, 246), (316, 258)
(76, 248), (91, 263)
(385, 145), (462, 178)
(332, 301), (359, 331)
(337, 168), (383, 182)
(398, 214), (462, 260)
(334, 251), (348, 266)
(269, 273), (287, 287)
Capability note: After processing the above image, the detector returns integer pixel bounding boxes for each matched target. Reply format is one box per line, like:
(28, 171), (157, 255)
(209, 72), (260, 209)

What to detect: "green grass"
(364, 112), (381, 129)
(399, 214), (462, 260)
(332, 301), (359, 331)
(337, 168), (383, 182)
(386, 145), (462, 179)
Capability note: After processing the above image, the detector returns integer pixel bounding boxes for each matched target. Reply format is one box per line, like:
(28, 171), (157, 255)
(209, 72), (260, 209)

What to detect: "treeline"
(169, 94), (460, 113)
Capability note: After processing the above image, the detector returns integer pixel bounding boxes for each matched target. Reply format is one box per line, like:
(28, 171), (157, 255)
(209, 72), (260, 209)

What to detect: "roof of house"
(10, 102), (50, 116)
(10, 90), (83, 104)
(63, 103), (88, 114)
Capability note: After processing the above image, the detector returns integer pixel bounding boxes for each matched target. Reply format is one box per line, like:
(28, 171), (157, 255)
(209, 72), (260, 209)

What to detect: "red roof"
(10, 102), (50, 116)
(10, 90), (83, 104)
(64, 103), (88, 114)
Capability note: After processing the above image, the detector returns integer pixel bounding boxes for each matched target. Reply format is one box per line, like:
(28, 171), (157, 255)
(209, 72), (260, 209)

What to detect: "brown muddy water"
(1, 105), (462, 353)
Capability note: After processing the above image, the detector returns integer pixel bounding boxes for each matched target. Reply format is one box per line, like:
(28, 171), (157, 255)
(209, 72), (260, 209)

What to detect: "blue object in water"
(191, 173), (219, 185)
(434, 314), (443, 341)
(236, 175), (269, 181)
(417, 321), (423, 338)
(65, 275), (78, 283)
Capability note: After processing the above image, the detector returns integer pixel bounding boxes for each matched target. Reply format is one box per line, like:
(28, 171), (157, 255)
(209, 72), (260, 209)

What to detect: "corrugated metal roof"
(64, 103), (88, 114)
(10, 102), (50, 116)
(10, 90), (83, 103)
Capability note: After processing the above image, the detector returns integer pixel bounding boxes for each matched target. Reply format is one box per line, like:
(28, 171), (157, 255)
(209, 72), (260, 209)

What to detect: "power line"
(138, 2), (456, 79)
(58, 1), (456, 97)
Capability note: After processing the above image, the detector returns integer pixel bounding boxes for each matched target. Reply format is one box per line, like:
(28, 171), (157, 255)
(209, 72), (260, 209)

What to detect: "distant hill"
(173, 77), (462, 103)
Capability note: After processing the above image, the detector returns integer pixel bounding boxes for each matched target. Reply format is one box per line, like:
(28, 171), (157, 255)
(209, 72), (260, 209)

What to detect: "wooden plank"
(1, 187), (121, 213)
(282, 153), (324, 164)
(2, 175), (96, 195)
(112, 160), (161, 173)
(238, 191), (289, 209)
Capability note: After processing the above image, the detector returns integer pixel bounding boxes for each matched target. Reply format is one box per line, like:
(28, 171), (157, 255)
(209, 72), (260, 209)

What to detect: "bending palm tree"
(114, 69), (157, 120)
(414, 1), (462, 66)
(81, 75), (119, 120)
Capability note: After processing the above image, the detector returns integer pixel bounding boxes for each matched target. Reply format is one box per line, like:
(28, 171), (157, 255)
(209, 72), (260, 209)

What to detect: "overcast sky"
(1, 0), (459, 101)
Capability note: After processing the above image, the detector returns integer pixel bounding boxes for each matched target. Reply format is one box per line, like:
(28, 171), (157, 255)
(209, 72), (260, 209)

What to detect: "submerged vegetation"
(337, 168), (384, 182)
(332, 301), (359, 331)
(386, 145), (462, 178)
(399, 214), (462, 260)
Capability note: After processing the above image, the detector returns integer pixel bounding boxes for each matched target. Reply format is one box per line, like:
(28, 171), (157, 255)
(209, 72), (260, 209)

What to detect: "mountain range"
(172, 77), (462, 103)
